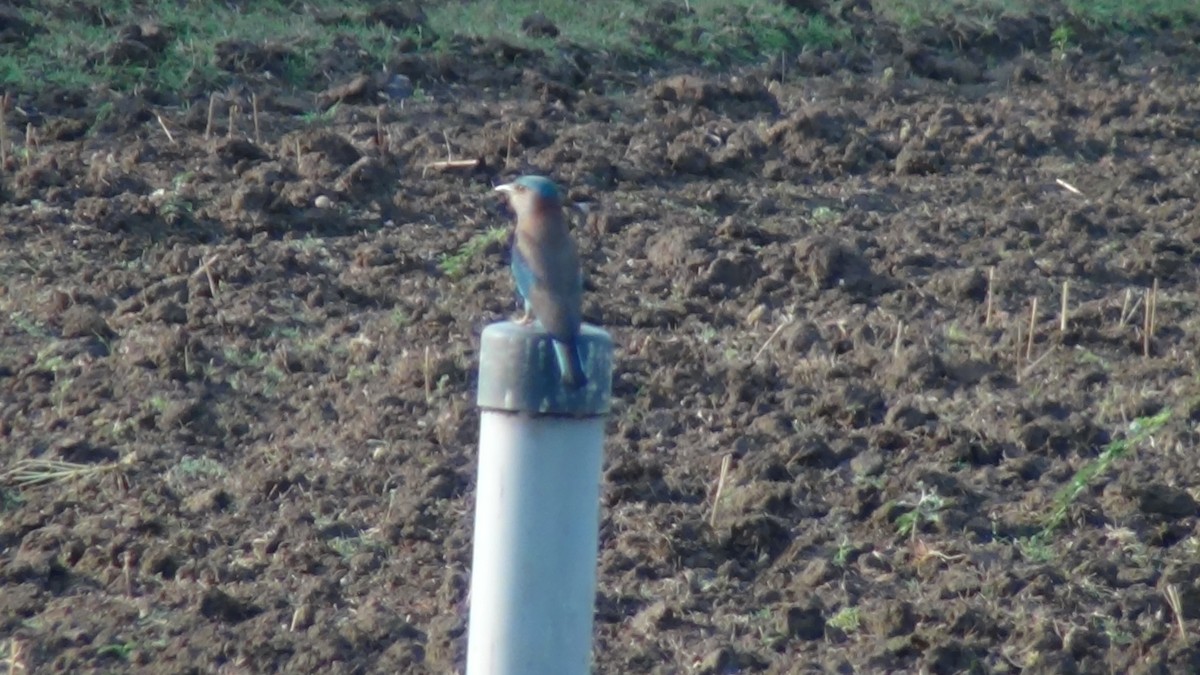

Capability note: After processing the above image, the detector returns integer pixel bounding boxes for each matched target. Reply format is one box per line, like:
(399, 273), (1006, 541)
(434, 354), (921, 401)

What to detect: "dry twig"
(752, 314), (793, 362)
(252, 93), (261, 145)
(1026, 297), (1037, 361)
(1020, 346), (1056, 380)
(1059, 280), (1070, 336)
(227, 104), (238, 139)
(23, 123), (35, 167)
(505, 123), (515, 169)
(424, 346), (433, 403)
(709, 454), (732, 527)
(0, 92), (9, 169)
(1143, 279), (1158, 357)
(1119, 289), (1140, 327)
(154, 112), (176, 145)
(424, 159), (479, 173)
(1165, 583), (1188, 643)
(423, 131), (479, 175)
(1055, 178), (1084, 196)
(3, 456), (134, 487)
(984, 266), (995, 327)
(205, 93), (217, 139)
(375, 107), (386, 154)
(6, 637), (26, 673)
(193, 254), (221, 299)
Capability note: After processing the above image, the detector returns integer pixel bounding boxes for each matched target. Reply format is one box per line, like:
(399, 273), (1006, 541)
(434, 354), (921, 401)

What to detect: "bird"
(494, 175), (587, 389)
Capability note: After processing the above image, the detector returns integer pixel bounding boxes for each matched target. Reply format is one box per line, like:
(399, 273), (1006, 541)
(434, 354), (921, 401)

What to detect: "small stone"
(798, 557), (834, 589)
(631, 599), (676, 632)
(159, 399), (200, 430)
(850, 449), (885, 478)
(382, 74), (414, 101)
(315, 195), (334, 209)
(745, 304), (768, 326)
(290, 603), (314, 630)
(183, 488), (231, 515)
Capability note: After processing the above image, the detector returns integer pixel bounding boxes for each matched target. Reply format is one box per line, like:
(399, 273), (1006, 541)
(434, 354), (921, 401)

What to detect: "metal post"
(466, 321), (613, 675)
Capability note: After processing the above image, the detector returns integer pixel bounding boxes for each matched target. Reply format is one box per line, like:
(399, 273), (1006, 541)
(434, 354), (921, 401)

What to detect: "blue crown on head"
(514, 175), (563, 202)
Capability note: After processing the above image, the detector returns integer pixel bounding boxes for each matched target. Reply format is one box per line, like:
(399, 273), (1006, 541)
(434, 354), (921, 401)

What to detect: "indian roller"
(494, 175), (587, 389)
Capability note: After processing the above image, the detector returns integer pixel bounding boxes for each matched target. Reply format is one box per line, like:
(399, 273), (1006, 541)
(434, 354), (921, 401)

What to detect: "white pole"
(467, 321), (613, 675)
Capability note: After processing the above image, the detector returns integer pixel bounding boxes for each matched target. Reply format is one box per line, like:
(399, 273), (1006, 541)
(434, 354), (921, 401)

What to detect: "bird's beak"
(493, 183), (515, 194)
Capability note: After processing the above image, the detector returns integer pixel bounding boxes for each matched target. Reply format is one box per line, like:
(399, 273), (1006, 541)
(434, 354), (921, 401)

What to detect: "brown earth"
(4, 5), (1200, 674)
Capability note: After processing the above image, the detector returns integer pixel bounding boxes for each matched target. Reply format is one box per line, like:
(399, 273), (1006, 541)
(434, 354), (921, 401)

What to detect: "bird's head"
(494, 175), (564, 220)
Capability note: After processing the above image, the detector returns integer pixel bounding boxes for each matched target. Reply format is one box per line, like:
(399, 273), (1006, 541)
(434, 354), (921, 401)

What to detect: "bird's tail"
(554, 340), (588, 390)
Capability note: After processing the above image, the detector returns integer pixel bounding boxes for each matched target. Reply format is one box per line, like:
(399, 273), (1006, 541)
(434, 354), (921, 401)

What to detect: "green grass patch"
(328, 534), (383, 559)
(895, 487), (946, 542)
(9, 312), (53, 339)
(96, 641), (137, 660)
(2, 0), (1196, 97)
(1063, 0), (1200, 29)
(439, 226), (509, 280)
(0, 487), (25, 511)
(427, 0), (848, 63)
(0, 0), (845, 96)
(173, 455), (227, 481)
(1014, 409), (1171, 560)
(827, 606), (861, 633)
(1041, 409), (1171, 536)
(0, 0), (418, 94)
(876, 0), (1199, 33)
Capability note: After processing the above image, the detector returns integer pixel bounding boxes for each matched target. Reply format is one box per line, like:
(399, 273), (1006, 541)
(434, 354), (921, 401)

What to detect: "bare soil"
(4, 6), (1200, 674)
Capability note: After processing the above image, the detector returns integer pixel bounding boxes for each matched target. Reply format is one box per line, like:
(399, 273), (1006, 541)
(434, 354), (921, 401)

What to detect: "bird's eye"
(515, 185), (527, 193)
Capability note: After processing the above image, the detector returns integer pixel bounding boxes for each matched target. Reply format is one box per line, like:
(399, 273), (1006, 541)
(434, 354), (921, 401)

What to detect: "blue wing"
(510, 243), (538, 305)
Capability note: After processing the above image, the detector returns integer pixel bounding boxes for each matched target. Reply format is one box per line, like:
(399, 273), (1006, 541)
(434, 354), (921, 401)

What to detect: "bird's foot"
(514, 309), (534, 326)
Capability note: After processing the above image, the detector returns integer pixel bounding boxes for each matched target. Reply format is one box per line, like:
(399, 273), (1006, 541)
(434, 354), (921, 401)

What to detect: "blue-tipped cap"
(477, 321), (612, 417)
(494, 175), (563, 203)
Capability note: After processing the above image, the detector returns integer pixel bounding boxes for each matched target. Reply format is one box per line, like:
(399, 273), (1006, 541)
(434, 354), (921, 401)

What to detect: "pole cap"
(477, 321), (612, 417)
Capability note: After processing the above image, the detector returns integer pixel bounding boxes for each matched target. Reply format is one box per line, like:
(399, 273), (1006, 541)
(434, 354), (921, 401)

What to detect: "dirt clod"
(1134, 485), (1197, 519)
(59, 305), (114, 339)
(198, 588), (262, 623)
